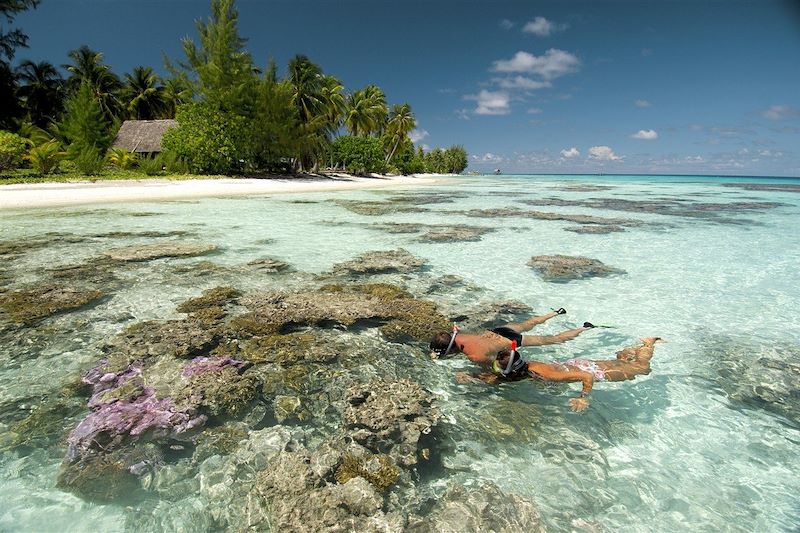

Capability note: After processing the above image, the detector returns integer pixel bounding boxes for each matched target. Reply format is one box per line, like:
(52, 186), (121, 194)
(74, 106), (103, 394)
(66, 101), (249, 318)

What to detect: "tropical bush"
(106, 148), (138, 169)
(331, 136), (385, 175)
(162, 101), (250, 174)
(26, 140), (65, 174)
(0, 131), (30, 171)
(160, 151), (189, 174)
(139, 155), (165, 176)
(73, 148), (106, 176)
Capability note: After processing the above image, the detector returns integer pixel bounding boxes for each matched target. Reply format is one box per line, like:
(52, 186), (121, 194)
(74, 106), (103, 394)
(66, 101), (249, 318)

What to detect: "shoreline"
(0, 173), (454, 210)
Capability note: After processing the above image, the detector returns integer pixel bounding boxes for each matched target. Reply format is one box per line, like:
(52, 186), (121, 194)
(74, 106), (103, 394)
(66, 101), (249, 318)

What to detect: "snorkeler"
(429, 307), (594, 363)
(453, 337), (663, 412)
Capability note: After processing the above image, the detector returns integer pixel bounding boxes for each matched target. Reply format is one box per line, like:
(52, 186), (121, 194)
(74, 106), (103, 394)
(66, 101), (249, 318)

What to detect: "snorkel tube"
(504, 340), (519, 376)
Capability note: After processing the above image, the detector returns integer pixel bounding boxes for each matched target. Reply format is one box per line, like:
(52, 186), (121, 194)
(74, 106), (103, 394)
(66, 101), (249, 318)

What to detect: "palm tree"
(319, 75), (345, 135)
(63, 45), (122, 120)
(362, 84), (387, 135)
(287, 56), (347, 171)
(121, 66), (165, 120)
(15, 59), (63, 127)
(345, 85), (387, 137)
(161, 77), (193, 118)
(287, 55), (324, 124)
(385, 103), (416, 163)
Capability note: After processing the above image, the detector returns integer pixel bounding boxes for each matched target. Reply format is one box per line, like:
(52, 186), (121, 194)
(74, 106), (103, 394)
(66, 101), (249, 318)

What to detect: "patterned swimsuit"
(563, 358), (606, 381)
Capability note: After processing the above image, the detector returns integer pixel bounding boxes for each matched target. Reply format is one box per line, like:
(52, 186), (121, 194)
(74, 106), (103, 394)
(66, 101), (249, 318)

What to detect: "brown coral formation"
(331, 248), (426, 275)
(103, 242), (217, 262)
(0, 284), (105, 325)
(527, 254), (625, 282)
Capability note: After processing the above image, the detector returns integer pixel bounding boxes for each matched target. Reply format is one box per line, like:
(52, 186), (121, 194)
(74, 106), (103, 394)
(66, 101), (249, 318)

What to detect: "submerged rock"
(175, 286), (241, 317)
(45, 257), (119, 286)
(101, 319), (223, 366)
(246, 256), (292, 273)
(407, 481), (544, 533)
(0, 284), (105, 325)
(0, 232), (88, 260)
(710, 339), (800, 425)
(527, 255), (625, 282)
(178, 358), (257, 417)
(103, 242), (217, 262)
(57, 445), (155, 502)
(452, 300), (534, 330)
(242, 283), (449, 342)
(417, 225), (494, 243)
(564, 224), (626, 234)
(248, 447), (405, 532)
(721, 183), (800, 193)
(522, 196), (786, 223)
(460, 206), (640, 228)
(344, 379), (440, 467)
(331, 248), (426, 275)
(549, 184), (615, 192)
(334, 199), (428, 216)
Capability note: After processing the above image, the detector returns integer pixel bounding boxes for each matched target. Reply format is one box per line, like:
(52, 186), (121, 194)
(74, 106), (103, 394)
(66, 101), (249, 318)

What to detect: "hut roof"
(112, 119), (178, 153)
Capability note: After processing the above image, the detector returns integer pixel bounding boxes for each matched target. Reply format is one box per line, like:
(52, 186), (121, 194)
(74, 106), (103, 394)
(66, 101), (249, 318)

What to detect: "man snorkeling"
(429, 307), (593, 363)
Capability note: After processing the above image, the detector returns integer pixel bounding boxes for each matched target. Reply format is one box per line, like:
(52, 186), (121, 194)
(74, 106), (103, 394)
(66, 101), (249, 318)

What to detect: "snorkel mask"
(432, 324), (460, 359)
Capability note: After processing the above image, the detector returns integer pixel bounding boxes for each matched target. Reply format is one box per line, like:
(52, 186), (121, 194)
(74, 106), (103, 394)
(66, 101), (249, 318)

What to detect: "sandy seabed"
(0, 174), (449, 209)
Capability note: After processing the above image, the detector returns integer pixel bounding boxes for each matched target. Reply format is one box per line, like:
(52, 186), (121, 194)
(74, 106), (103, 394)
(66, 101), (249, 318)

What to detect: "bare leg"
(505, 311), (561, 334)
(522, 325), (590, 347)
(600, 337), (661, 380)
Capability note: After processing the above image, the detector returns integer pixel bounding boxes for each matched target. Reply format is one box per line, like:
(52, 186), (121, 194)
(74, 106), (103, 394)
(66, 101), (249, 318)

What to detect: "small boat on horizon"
(494, 168), (501, 175)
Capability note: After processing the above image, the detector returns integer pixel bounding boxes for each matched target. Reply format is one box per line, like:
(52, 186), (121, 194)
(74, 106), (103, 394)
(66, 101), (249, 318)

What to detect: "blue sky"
(14, 0), (800, 176)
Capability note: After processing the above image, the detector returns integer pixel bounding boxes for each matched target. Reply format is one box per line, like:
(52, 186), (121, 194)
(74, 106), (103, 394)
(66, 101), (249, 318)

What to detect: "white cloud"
(470, 152), (505, 163)
(409, 128), (429, 143)
(522, 16), (567, 37)
(631, 129), (658, 140)
(493, 76), (551, 90)
(588, 145), (622, 161)
(527, 107), (543, 114)
(635, 99), (651, 108)
(500, 19), (514, 30)
(464, 90), (510, 115)
(491, 49), (580, 80)
(560, 147), (580, 158)
(762, 105), (799, 120)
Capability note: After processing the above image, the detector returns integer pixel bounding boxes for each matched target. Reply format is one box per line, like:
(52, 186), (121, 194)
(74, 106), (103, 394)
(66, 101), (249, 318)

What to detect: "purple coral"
(66, 386), (206, 461)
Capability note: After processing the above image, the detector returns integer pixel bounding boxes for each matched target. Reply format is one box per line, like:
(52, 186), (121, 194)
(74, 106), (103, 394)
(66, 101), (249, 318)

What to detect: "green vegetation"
(162, 101), (250, 174)
(331, 136), (385, 175)
(0, 131), (28, 170)
(1, 0), (469, 182)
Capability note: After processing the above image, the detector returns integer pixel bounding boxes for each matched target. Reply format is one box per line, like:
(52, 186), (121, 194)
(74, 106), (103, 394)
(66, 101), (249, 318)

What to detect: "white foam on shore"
(0, 174), (449, 210)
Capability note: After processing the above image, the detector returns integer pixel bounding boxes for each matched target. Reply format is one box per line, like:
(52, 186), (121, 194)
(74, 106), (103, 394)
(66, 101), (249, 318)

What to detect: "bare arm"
(529, 363), (594, 411)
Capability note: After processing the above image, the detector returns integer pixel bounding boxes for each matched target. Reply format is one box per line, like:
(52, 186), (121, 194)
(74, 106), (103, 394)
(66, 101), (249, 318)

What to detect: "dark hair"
(429, 331), (453, 354)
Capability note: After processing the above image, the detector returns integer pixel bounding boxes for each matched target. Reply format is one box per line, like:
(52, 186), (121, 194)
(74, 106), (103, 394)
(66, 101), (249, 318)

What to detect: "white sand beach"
(0, 174), (449, 209)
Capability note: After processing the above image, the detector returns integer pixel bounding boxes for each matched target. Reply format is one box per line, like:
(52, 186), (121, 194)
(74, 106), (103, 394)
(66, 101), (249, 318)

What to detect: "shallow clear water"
(1, 174), (799, 532)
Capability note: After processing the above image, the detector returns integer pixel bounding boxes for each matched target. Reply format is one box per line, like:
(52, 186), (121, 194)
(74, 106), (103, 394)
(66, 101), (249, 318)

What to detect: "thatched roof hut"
(112, 119), (177, 154)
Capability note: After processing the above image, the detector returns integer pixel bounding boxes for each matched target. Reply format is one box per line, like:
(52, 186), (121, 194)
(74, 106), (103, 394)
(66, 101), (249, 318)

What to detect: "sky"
(12, 0), (800, 176)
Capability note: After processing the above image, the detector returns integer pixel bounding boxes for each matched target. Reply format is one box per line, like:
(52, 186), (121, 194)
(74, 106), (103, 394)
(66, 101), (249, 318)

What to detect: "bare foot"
(640, 337), (663, 346)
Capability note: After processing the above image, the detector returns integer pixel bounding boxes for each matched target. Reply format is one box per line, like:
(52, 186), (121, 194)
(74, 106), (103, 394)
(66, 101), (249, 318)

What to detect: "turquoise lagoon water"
(1, 174), (799, 532)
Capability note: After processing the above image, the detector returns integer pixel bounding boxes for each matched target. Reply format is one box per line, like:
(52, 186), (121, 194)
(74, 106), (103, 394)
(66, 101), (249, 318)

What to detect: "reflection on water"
(1, 175), (799, 532)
